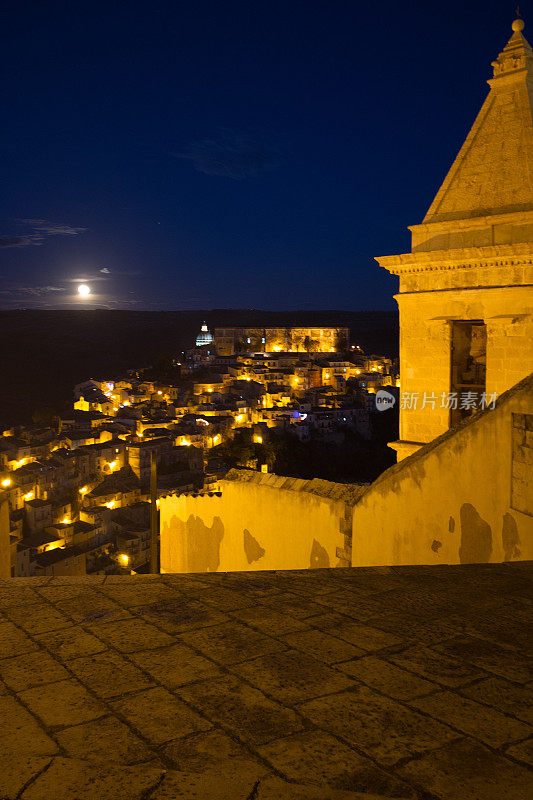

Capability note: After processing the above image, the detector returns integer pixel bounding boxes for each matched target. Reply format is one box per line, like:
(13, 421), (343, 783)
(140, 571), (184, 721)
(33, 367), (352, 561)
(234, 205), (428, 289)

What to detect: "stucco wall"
(160, 472), (362, 574)
(0, 492), (11, 578)
(352, 374), (533, 567)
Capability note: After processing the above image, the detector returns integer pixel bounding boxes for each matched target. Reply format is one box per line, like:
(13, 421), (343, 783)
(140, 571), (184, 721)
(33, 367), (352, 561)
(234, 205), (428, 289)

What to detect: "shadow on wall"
(243, 529), (265, 563)
(161, 508), (334, 573)
(163, 514), (225, 572)
(459, 503), (492, 564)
(459, 504), (521, 564)
(310, 538), (330, 568)
(502, 512), (521, 560)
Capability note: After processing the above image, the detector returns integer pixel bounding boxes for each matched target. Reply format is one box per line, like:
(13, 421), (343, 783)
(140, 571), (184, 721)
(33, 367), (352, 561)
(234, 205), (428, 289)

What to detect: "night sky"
(0, 0), (522, 311)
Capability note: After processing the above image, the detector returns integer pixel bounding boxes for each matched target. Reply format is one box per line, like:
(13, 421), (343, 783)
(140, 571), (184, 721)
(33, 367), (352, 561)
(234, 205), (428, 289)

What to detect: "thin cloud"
(0, 219), (88, 247)
(0, 286), (66, 296)
(20, 219), (87, 236)
(177, 130), (286, 179)
(65, 276), (109, 283)
(0, 235), (43, 248)
(98, 267), (141, 276)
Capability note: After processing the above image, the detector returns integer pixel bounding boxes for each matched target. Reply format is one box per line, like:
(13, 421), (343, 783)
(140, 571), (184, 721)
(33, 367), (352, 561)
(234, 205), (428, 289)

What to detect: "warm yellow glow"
(324, 373), (330, 379)
(181, 439), (191, 446)
(77, 284), (91, 297)
(46, 543), (59, 551)
(207, 388), (213, 392)
(355, 369), (361, 375)
(157, 390), (162, 395)
(371, 367), (377, 372)
(213, 434), (221, 444)
(108, 461), (117, 470)
(1, 478), (11, 487)
(15, 458), (26, 468)
(62, 517), (71, 524)
(273, 345), (282, 352)
(24, 492), (34, 501)
(105, 500), (115, 508)
(235, 414), (244, 422)
(120, 554), (129, 565)
(245, 377), (251, 381)
(254, 435), (263, 444)
(294, 377), (299, 383)
(79, 486), (88, 494)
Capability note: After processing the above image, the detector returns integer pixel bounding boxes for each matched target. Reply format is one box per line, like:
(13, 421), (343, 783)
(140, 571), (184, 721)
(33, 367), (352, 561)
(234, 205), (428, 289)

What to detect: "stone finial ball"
(512, 17), (525, 32)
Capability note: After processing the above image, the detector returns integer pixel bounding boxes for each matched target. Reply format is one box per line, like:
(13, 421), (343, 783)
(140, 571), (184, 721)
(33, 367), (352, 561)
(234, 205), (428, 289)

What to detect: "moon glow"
(77, 284), (91, 297)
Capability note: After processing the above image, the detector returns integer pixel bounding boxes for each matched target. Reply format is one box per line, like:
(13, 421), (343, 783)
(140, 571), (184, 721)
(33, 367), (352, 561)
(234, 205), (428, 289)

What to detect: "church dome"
(196, 322), (213, 347)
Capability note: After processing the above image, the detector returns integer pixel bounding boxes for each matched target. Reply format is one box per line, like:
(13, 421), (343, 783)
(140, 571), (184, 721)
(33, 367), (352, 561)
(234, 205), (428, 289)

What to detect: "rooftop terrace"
(0, 563), (531, 800)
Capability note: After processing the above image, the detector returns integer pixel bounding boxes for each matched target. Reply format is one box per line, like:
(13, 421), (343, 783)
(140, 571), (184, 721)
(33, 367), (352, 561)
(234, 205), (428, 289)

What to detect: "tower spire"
(490, 13), (533, 80)
(418, 15), (533, 224)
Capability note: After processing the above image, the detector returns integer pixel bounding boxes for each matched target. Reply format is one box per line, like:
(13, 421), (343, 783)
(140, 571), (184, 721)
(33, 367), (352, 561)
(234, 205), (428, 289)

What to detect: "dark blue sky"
(0, 0), (523, 310)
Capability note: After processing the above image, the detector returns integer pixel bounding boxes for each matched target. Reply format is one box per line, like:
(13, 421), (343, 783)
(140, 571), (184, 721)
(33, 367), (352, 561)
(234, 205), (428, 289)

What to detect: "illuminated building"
(214, 327), (349, 355)
(376, 17), (533, 461)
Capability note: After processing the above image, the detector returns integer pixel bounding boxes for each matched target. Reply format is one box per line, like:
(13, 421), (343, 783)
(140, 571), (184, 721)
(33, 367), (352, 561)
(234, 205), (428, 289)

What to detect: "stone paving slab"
(459, 676), (533, 724)
(257, 730), (417, 797)
(337, 655), (437, 700)
(0, 563), (531, 799)
(298, 685), (459, 766)
(231, 648), (356, 703)
(67, 648), (157, 699)
(398, 737), (532, 800)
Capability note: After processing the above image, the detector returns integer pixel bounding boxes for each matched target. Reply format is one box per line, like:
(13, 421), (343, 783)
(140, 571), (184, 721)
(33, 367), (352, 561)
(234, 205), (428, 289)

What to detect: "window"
(450, 321), (486, 427)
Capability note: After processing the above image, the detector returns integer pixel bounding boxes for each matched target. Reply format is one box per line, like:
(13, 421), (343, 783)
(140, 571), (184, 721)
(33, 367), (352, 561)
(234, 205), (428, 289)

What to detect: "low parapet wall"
(159, 471), (364, 574)
(352, 373), (533, 567)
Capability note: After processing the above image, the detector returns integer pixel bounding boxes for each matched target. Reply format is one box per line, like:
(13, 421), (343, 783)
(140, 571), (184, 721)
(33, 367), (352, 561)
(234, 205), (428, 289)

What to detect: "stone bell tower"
(376, 16), (533, 461)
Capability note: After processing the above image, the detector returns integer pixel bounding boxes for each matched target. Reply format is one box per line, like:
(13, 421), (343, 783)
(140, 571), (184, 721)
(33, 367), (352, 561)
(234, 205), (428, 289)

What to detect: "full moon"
(77, 284), (91, 297)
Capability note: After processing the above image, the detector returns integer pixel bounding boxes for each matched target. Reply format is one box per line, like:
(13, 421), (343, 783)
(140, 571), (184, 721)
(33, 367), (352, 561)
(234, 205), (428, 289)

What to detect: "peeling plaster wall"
(0, 493), (10, 578)
(160, 473), (361, 574)
(352, 375), (533, 567)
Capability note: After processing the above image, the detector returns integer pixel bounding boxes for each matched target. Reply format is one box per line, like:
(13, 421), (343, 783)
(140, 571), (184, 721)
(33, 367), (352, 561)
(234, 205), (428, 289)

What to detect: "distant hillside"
(0, 309), (398, 426)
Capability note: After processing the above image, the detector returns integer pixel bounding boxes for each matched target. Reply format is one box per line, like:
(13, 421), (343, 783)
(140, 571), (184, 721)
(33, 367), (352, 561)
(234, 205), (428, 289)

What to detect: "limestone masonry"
(376, 18), (533, 461)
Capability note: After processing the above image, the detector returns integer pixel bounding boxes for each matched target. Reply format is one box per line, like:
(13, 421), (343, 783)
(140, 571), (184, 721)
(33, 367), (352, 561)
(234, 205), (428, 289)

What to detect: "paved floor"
(0, 563), (531, 800)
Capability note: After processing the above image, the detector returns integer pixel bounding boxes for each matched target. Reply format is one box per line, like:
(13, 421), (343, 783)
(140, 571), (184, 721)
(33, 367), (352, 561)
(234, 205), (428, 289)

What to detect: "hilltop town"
(0, 324), (398, 578)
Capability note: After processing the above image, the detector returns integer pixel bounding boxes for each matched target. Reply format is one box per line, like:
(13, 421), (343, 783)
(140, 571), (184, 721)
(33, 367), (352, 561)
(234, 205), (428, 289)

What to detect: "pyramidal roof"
(423, 17), (533, 224)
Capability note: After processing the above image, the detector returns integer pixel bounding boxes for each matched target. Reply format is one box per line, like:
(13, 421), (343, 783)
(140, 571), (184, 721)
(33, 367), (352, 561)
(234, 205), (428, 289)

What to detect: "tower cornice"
(376, 242), (533, 275)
